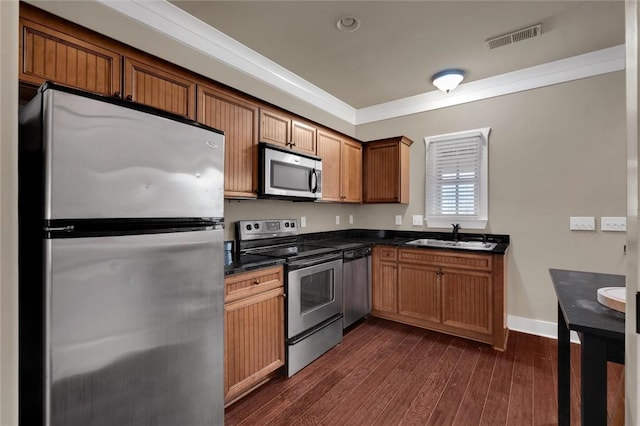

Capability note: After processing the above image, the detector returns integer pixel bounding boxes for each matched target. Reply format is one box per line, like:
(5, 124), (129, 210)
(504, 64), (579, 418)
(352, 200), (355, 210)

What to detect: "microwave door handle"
(310, 168), (318, 193)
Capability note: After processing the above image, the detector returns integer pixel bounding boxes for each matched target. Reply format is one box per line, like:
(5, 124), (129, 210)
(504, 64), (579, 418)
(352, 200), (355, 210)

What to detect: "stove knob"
(245, 224), (252, 231)
(291, 222), (296, 228)
(254, 223), (260, 229)
(284, 222), (290, 228)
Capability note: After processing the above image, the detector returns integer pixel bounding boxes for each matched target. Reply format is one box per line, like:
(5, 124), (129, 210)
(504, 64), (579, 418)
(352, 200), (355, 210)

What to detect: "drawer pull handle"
(253, 279), (260, 285)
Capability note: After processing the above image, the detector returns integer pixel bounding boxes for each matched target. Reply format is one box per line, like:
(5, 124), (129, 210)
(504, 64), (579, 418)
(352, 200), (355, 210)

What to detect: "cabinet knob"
(113, 91), (121, 99)
(125, 94), (133, 101)
(253, 279), (260, 285)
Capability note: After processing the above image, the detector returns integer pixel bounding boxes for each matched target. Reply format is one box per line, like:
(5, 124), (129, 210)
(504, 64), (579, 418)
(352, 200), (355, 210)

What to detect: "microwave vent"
(486, 24), (542, 50)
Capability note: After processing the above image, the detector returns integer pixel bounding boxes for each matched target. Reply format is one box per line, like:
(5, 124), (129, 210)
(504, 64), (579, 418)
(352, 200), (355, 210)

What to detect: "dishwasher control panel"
(343, 246), (372, 260)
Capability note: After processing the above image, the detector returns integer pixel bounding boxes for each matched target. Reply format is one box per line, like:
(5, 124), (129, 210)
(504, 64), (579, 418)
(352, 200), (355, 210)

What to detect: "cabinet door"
(19, 17), (121, 96)
(372, 246), (398, 314)
(441, 269), (492, 335)
(198, 84), (259, 198)
(364, 141), (400, 203)
(398, 264), (441, 323)
(316, 130), (342, 202)
(290, 119), (316, 155)
(341, 139), (362, 203)
(224, 287), (285, 404)
(259, 109), (290, 148)
(123, 57), (196, 119)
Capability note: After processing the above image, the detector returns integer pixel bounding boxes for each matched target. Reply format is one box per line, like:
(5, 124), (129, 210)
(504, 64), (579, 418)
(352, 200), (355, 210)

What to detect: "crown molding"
(356, 44), (625, 125)
(98, 1), (624, 127)
(96, 0), (358, 124)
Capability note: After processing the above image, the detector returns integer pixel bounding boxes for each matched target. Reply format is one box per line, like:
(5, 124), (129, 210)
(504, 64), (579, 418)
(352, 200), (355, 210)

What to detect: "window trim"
(424, 127), (490, 229)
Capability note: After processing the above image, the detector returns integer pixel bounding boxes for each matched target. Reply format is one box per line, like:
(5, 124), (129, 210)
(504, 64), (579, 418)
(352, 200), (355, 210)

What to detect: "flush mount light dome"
(431, 69), (466, 93)
(337, 16), (361, 32)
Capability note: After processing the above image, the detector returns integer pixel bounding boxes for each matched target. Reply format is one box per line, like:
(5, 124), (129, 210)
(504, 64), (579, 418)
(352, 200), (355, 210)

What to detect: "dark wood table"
(550, 269), (625, 426)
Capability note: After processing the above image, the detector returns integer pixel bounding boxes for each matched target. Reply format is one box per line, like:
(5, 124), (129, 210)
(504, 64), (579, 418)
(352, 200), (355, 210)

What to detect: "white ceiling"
(170, 1), (625, 109)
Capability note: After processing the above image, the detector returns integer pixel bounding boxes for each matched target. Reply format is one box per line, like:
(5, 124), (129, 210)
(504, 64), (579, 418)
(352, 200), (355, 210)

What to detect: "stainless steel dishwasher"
(342, 246), (372, 328)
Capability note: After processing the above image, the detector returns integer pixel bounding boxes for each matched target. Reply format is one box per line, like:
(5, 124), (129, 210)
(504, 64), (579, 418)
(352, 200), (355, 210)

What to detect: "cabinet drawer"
(376, 246), (398, 262)
(225, 265), (283, 303)
(398, 248), (492, 272)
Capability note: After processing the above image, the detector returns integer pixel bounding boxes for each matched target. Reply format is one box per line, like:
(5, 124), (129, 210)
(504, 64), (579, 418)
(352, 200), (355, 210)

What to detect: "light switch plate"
(335, 215), (340, 225)
(570, 216), (595, 231)
(412, 215), (423, 226)
(300, 216), (306, 228)
(349, 215), (354, 224)
(601, 217), (626, 232)
(395, 215), (402, 225)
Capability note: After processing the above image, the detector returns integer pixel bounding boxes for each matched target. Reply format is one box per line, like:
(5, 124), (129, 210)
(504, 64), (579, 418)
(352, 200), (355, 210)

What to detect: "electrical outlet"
(335, 215), (340, 225)
(569, 216), (595, 231)
(349, 215), (354, 224)
(395, 215), (402, 225)
(601, 217), (626, 232)
(300, 216), (306, 228)
(412, 215), (423, 226)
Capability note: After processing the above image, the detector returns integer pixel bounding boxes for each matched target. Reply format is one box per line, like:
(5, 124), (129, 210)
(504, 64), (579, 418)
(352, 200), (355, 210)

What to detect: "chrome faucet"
(452, 223), (460, 241)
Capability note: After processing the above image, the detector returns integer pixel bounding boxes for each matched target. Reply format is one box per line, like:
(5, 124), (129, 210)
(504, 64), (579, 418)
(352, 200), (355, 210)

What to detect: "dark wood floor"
(225, 317), (624, 425)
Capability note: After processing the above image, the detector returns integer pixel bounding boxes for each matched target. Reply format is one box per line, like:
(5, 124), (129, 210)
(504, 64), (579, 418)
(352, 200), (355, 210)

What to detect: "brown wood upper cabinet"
(363, 136), (413, 204)
(123, 57), (197, 119)
(19, 3), (197, 119)
(316, 129), (362, 203)
(197, 83), (259, 199)
(259, 108), (317, 156)
(19, 4), (121, 97)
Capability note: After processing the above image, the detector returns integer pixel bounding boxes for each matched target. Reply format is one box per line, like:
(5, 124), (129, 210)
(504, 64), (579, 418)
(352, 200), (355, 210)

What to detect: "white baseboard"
(508, 315), (580, 344)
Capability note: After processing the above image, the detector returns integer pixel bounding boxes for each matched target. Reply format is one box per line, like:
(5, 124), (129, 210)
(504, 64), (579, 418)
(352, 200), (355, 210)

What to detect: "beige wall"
(29, 1), (627, 326)
(356, 72), (627, 324)
(1, 1), (19, 424)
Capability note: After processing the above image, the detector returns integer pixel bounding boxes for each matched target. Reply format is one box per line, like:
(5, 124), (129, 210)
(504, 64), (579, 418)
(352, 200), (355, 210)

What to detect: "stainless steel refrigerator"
(18, 83), (225, 426)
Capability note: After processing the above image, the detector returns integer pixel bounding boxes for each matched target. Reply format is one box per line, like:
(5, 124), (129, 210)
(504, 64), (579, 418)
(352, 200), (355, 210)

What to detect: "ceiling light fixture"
(336, 16), (361, 32)
(431, 69), (466, 93)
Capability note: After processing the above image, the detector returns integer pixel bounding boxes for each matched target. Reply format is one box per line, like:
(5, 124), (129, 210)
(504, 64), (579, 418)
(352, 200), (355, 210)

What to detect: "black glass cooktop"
(252, 243), (339, 260)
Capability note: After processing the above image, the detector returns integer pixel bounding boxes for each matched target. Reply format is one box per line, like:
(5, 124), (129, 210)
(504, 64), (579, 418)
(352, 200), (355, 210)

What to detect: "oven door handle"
(310, 168), (318, 194)
(287, 253), (342, 269)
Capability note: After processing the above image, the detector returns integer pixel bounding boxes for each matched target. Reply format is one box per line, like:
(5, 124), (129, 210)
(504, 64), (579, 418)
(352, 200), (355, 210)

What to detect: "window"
(424, 127), (490, 229)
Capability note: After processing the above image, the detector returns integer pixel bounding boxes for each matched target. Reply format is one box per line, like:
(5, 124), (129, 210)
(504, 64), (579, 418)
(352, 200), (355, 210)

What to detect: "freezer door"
(42, 89), (224, 220)
(45, 230), (223, 426)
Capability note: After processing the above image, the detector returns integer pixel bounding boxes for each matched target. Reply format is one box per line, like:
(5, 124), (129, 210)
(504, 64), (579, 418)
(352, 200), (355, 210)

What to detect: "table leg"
(558, 303), (570, 426)
(580, 333), (608, 426)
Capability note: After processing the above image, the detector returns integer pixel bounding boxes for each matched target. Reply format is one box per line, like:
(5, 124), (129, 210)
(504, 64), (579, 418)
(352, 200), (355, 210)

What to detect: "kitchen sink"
(406, 239), (497, 251)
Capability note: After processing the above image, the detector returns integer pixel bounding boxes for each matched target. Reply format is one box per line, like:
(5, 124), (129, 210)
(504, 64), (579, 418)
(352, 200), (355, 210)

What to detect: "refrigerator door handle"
(44, 225), (75, 233)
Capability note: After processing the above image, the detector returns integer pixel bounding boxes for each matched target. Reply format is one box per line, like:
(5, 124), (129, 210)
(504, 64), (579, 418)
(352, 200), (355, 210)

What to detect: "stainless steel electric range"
(235, 219), (343, 377)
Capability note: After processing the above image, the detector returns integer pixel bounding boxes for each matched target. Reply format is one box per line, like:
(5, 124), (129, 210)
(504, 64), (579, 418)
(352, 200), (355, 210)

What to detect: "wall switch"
(601, 216), (626, 232)
(335, 215), (340, 225)
(412, 215), (424, 226)
(349, 214), (354, 224)
(395, 215), (402, 225)
(300, 216), (306, 228)
(569, 216), (595, 231)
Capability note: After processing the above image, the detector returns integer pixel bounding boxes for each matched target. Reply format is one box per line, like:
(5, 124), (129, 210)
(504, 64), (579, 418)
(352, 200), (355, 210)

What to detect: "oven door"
(286, 256), (342, 338)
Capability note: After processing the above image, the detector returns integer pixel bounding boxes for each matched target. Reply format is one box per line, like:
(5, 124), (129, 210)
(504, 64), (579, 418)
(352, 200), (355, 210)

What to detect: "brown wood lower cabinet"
(224, 265), (285, 405)
(372, 246), (508, 350)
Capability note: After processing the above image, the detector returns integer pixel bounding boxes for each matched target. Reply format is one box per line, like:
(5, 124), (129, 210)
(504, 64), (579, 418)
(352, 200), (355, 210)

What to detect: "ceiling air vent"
(486, 24), (542, 50)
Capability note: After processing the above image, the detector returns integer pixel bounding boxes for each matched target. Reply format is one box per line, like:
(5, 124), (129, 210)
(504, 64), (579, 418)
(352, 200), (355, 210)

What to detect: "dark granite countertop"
(550, 268), (625, 340)
(224, 254), (285, 276)
(224, 229), (510, 276)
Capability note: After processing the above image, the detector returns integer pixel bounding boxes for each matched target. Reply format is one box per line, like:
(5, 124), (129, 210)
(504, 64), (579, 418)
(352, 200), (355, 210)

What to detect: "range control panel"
(236, 219), (299, 241)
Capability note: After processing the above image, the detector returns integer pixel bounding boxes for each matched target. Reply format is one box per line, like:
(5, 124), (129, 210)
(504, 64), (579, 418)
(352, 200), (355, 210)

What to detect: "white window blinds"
(424, 128), (490, 229)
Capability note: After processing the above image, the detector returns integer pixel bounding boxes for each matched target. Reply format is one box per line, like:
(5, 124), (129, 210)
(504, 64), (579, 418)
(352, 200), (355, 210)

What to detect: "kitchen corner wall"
(355, 71), (627, 327)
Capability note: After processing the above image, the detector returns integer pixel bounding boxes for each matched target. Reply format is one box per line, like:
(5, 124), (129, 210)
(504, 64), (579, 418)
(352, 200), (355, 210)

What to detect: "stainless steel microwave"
(258, 143), (322, 201)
